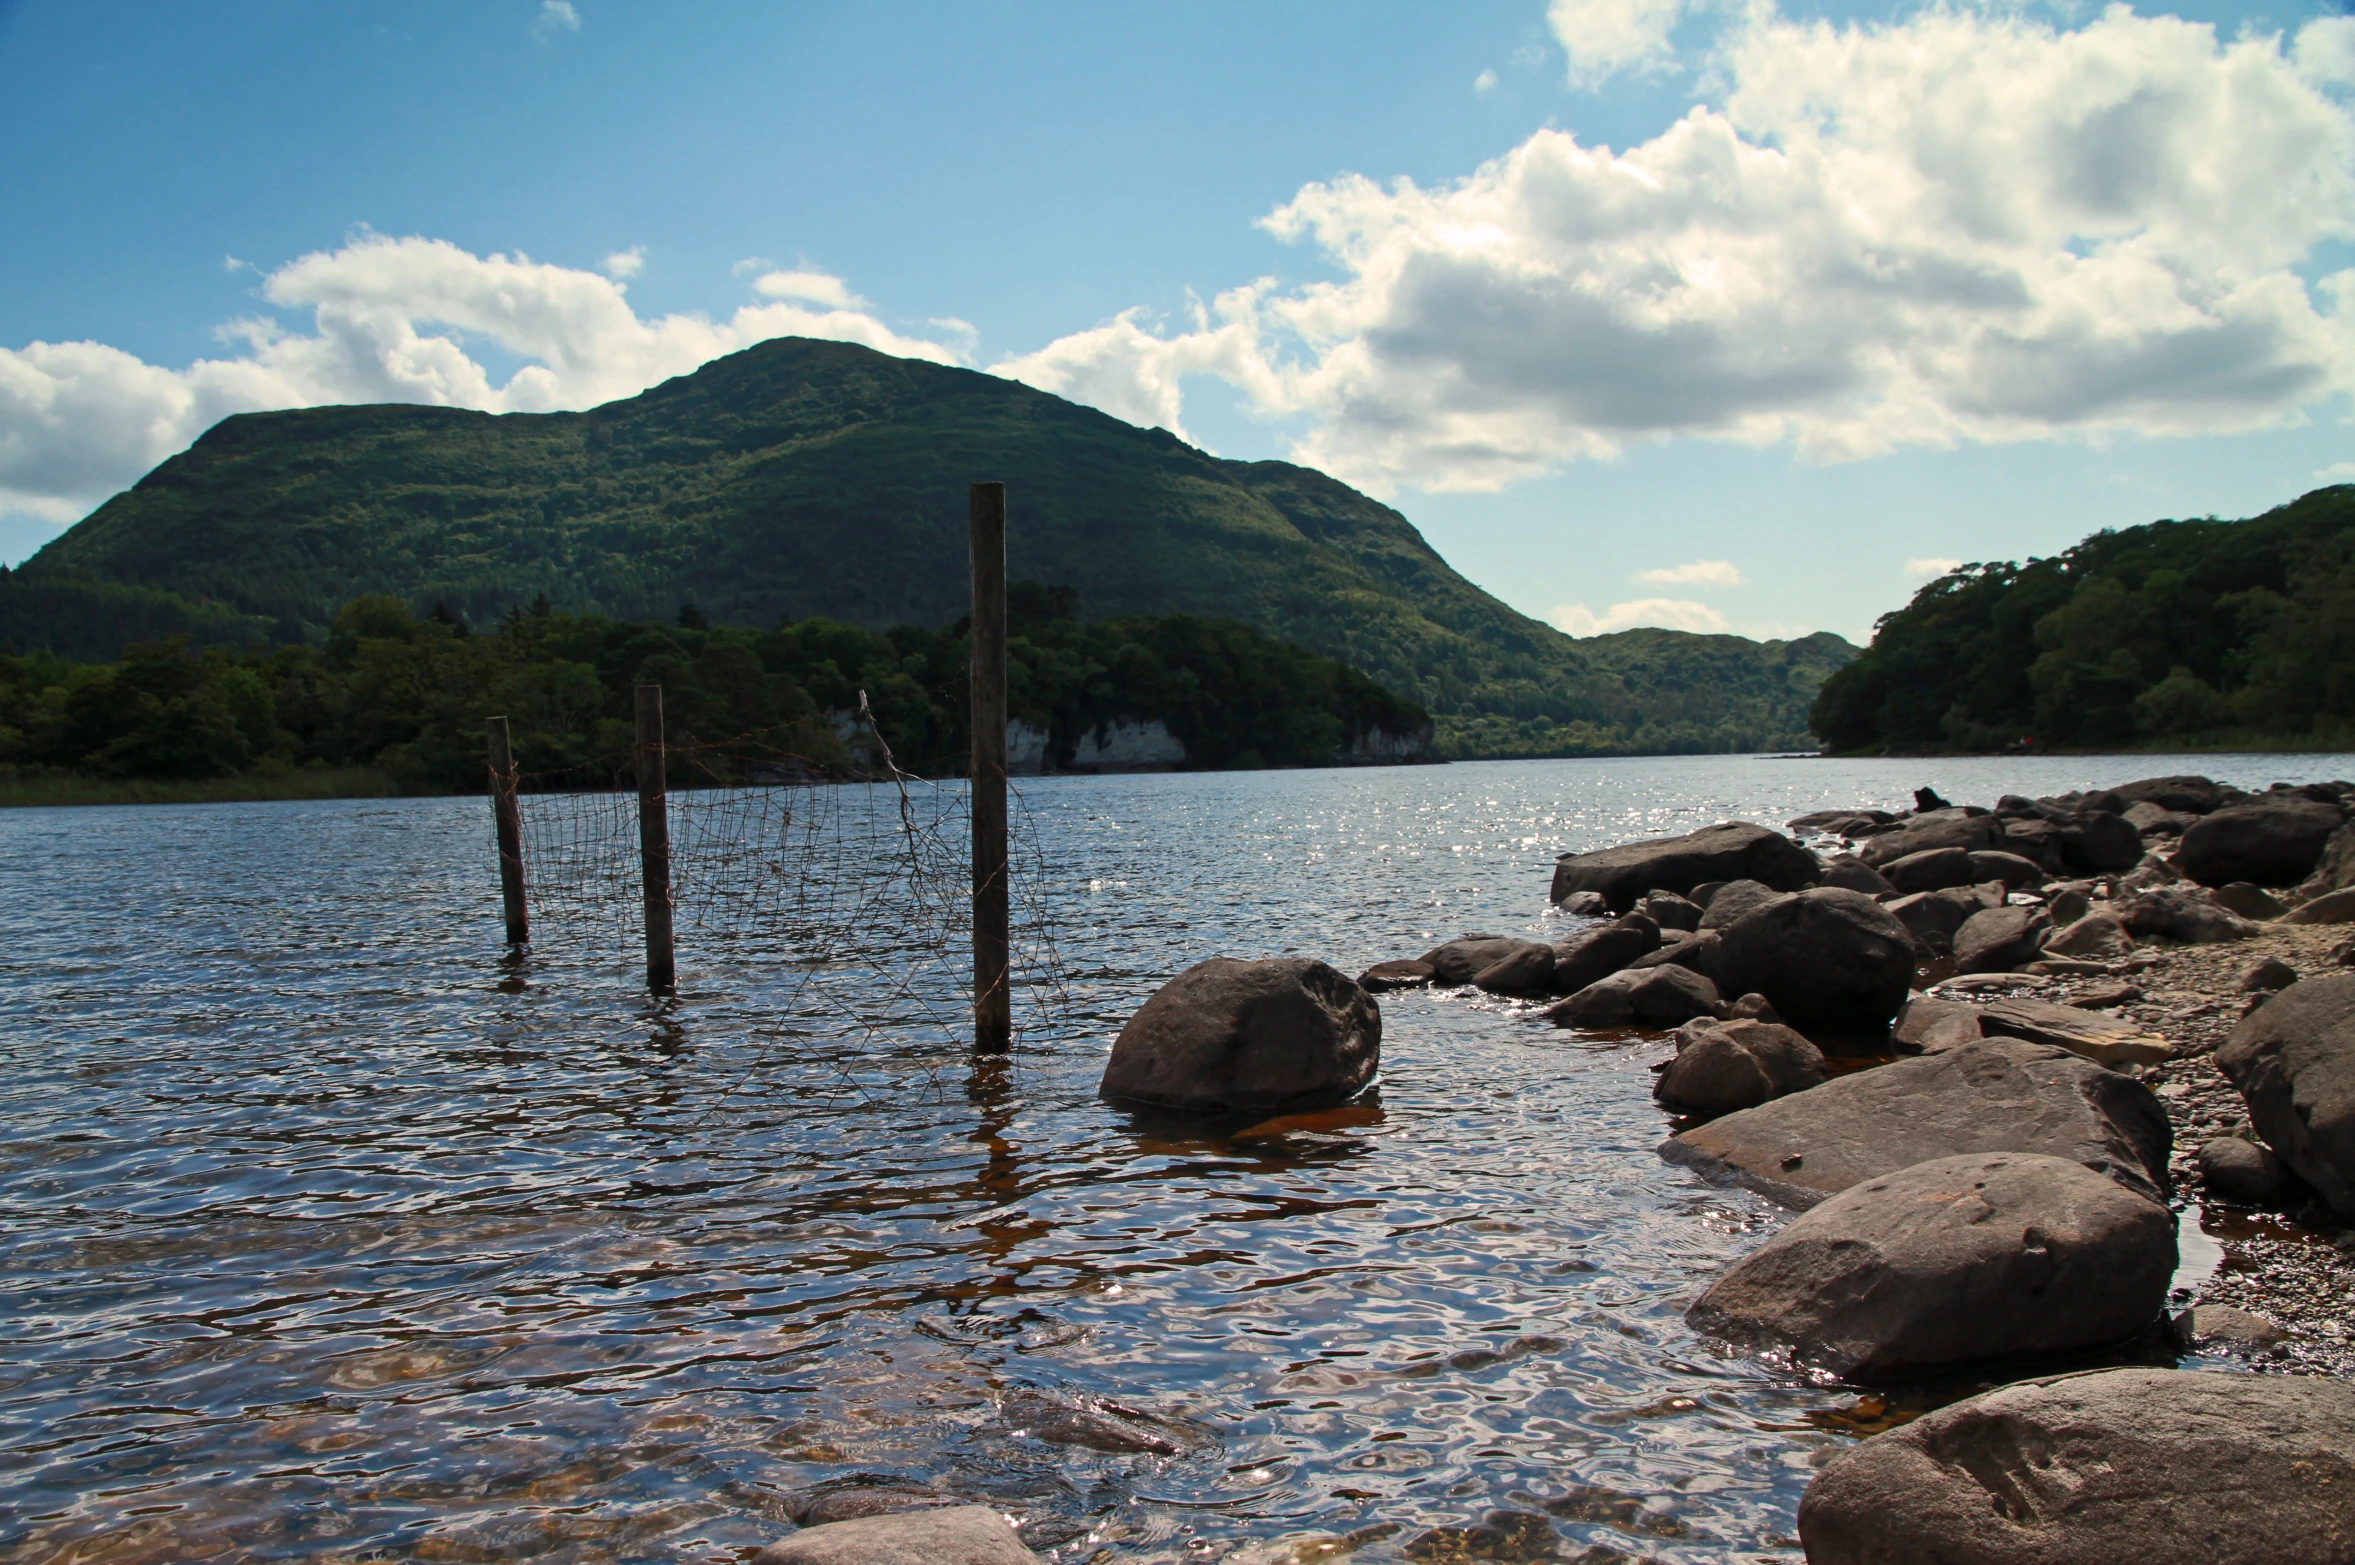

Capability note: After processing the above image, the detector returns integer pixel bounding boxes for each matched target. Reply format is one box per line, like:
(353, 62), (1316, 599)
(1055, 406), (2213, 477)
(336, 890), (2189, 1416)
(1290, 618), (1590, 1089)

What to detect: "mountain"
(1812, 484), (2355, 753)
(5, 336), (1852, 757)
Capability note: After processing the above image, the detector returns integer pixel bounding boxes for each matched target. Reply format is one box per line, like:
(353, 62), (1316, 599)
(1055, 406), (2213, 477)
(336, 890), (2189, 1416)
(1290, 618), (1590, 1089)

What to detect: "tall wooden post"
(486, 716), (529, 945)
(635, 684), (676, 994)
(969, 481), (1012, 1054)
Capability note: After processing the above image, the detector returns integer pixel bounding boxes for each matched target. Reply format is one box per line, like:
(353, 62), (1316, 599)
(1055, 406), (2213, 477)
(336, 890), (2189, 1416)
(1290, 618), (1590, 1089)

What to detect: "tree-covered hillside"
(1813, 485), (2355, 753)
(4, 336), (1852, 757)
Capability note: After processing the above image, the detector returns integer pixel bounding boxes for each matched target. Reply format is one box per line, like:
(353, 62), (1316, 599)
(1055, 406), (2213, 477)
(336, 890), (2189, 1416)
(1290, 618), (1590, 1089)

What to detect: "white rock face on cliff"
(1070, 720), (1187, 771)
(1007, 720), (1049, 775)
(1345, 722), (1433, 764)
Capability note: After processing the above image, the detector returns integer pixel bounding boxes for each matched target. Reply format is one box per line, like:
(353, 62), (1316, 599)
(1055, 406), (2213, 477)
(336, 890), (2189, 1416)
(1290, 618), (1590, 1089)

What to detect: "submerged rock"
(999, 1391), (1210, 1455)
(1101, 957), (1378, 1116)
(754, 1506), (1043, 1565)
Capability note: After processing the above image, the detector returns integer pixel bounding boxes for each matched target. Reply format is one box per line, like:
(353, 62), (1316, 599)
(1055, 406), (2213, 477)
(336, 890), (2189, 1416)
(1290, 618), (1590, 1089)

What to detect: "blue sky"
(2, 0), (2351, 643)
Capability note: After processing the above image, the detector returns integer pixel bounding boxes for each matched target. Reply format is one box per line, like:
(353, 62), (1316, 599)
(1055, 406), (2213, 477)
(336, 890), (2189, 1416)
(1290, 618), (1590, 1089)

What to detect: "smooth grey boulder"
(1859, 810), (2004, 867)
(1101, 958), (1378, 1116)
(2215, 972), (2355, 1218)
(1654, 1017), (1825, 1114)
(1418, 934), (1533, 986)
(2043, 911), (2132, 959)
(1698, 878), (1785, 930)
(1661, 1039), (2172, 1208)
(1471, 942), (1555, 995)
(754, 1507), (1042, 1565)
(2178, 796), (2345, 887)
(1885, 888), (1980, 956)
(1633, 889), (1703, 932)
(2212, 881), (2287, 919)
(2055, 809), (2145, 874)
(1549, 915), (1659, 993)
(2120, 886), (2258, 943)
(1715, 887), (1917, 1032)
(1688, 1152), (2175, 1380)
(1817, 855), (1895, 897)
(1796, 1368), (2355, 1565)
(1953, 905), (2051, 973)
(1882, 846), (1978, 894)
(1550, 821), (1820, 912)
(2197, 1135), (2304, 1206)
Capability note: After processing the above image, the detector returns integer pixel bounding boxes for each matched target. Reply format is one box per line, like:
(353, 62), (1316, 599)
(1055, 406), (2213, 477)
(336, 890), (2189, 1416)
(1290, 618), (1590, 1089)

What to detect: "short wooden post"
(969, 481), (1012, 1054)
(486, 715), (529, 944)
(635, 684), (676, 994)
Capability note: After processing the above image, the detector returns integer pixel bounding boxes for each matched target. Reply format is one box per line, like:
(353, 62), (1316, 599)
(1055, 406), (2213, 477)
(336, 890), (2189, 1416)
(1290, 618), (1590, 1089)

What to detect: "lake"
(6, 751), (2352, 1563)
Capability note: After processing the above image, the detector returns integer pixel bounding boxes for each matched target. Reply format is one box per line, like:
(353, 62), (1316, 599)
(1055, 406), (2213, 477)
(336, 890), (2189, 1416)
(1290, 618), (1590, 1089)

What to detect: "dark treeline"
(0, 585), (1428, 790)
(1814, 485), (2355, 753)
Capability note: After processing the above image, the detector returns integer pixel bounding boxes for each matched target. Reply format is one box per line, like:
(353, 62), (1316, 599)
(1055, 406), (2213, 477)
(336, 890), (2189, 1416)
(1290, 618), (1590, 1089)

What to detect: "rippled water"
(6, 752), (2353, 1564)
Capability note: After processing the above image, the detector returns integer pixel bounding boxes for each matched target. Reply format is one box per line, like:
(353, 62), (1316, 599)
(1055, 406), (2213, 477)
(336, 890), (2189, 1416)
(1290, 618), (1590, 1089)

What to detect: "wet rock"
(1559, 889), (1612, 917)
(1633, 889), (1703, 932)
(1549, 821), (1820, 912)
(1627, 964), (1722, 1025)
(2211, 881), (2286, 920)
(999, 1391), (1208, 1454)
(2281, 886), (2355, 925)
(2197, 1136), (2305, 1206)
(2044, 912), (2133, 959)
(1471, 943), (1555, 996)
(1549, 916), (1659, 994)
(1882, 847), (1978, 894)
(1817, 855), (1895, 897)
(2055, 809), (2146, 874)
(1885, 888), (1980, 956)
(2239, 956), (2299, 992)
(1358, 959), (1434, 994)
(1859, 810), (2004, 867)
(1661, 1039), (2173, 1208)
(1715, 887), (1918, 1032)
(1654, 1018), (1826, 1114)
(785, 1479), (963, 1527)
(1688, 1152), (2175, 1380)
(1544, 969), (1645, 1028)
(1967, 850), (2049, 888)
(2173, 1304), (2288, 1351)
(2120, 886), (2259, 944)
(1420, 935), (1534, 987)
(754, 1506), (1042, 1565)
(2178, 796), (2346, 887)
(1892, 996), (1986, 1053)
(1401, 1510), (1557, 1562)
(1953, 905), (2050, 973)
(1796, 1368), (2355, 1565)
(1697, 878), (1785, 929)
(1972, 994), (2171, 1067)
(1102, 958), (1379, 1116)
(2215, 973), (2355, 1218)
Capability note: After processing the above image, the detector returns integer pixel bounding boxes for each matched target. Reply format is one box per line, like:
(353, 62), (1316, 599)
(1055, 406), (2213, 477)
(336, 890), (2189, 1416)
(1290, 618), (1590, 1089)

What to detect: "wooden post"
(969, 481), (1011, 1054)
(486, 716), (529, 944)
(635, 684), (676, 994)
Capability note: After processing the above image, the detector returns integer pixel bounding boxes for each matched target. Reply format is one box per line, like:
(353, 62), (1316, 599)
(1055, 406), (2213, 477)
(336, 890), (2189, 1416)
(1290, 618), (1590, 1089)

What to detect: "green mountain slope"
(9, 336), (1851, 756)
(1812, 484), (2355, 752)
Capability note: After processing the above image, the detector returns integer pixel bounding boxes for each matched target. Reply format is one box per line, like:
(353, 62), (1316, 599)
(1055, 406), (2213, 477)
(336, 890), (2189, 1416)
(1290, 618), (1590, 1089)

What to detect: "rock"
(2197, 1136), (2304, 1205)
(2109, 774), (2227, 813)
(1817, 854), (1896, 897)
(1690, 879), (1729, 907)
(2173, 1304), (2288, 1351)
(1859, 810), (2004, 867)
(1419, 935), (1533, 987)
(1558, 889), (1611, 917)
(2281, 886), (2355, 925)
(786, 1482), (963, 1527)
(1715, 888), (1918, 1032)
(2215, 972), (2355, 1218)
(1626, 927), (1724, 985)
(2211, 881), (2286, 919)
(1688, 1152), (2175, 1380)
(1549, 915), (1659, 994)
(2055, 809), (2145, 874)
(1654, 1018), (1826, 1114)
(1358, 959), (1434, 993)
(1543, 969), (1644, 1028)
(1885, 888), (1981, 956)
(1633, 889), (1703, 932)
(1973, 995), (2171, 1067)
(1724, 991), (1783, 1023)
(1892, 997), (1986, 1053)
(2295, 821), (2355, 898)
(1914, 785), (1956, 811)
(1660, 1039), (2172, 1208)
(754, 1507), (1043, 1565)
(1626, 963), (1722, 1025)
(2043, 911), (2133, 959)
(1789, 808), (1894, 837)
(1881, 846), (1979, 894)
(1966, 850), (2048, 888)
(1999, 816), (2067, 869)
(1471, 943), (1555, 995)
(1550, 821), (1820, 912)
(2045, 883), (2092, 925)
(2020, 958), (2110, 977)
(2117, 851), (2186, 894)
(1101, 958), (1379, 1116)
(1953, 906), (2051, 973)
(2068, 981), (2143, 1008)
(999, 1391), (1208, 1454)
(2121, 885), (2259, 943)
(2123, 800), (2201, 836)
(1698, 878), (1785, 929)
(1795, 1368), (2355, 1565)
(2178, 796), (2346, 887)
(2239, 956), (2298, 992)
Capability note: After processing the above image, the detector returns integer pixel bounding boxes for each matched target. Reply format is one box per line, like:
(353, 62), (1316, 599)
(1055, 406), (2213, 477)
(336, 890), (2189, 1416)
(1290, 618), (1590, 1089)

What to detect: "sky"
(2, 0), (2352, 645)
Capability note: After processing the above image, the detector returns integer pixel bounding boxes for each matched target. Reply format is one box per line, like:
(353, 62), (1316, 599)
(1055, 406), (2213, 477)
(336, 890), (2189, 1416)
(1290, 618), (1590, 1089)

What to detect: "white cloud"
(754, 269), (865, 308)
(601, 247), (644, 280)
(532, 0), (580, 41)
(1905, 557), (1965, 580)
(992, 289), (1281, 444)
(1012, 5), (2355, 496)
(0, 235), (965, 524)
(2295, 15), (2355, 85)
(1550, 596), (1729, 635)
(1548, 0), (1689, 86)
(1474, 68), (1500, 94)
(2315, 461), (2355, 482)
(1636, 558), (1742, 586)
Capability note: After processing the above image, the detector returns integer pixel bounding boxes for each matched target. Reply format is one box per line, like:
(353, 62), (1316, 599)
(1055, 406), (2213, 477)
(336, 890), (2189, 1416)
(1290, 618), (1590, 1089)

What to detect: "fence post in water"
(635, 684), (677, 994)
(486, 715), (529, 945)
(969, 481), (1012, 1054)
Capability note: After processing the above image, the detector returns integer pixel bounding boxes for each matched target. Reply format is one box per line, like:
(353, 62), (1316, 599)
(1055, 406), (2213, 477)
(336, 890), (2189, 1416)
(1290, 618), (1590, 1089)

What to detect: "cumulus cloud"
(532, 0), (580, 41)
(1012, 5), (2355, 496)
(0, 235), (963, 524)
(754, 269), (865, 309)
(1548, 0), (1689, 86)
(1550, 596), (1729, 635)
(1905, 557), (1965, 580)
(601, 247), (644, 280)
(1636, 558), (1742, 586)
(992, 289), (1282, 444)
(2315, 461), (2355, 482)
(1474, 68), (1500, 94)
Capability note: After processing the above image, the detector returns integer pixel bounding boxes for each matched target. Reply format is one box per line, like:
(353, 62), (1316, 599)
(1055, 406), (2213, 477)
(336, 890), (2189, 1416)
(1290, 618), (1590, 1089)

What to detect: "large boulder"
(1884, 888), (1981, 956)
(1688, 1152), (2174, 1380)
(2119, 886), (2258, 943)
(1661, 1039), (2172, 1208)
(1549, 822), (1819, 912)
(1966, 850), (2048, 888)
(1998, 816), (2066, 869)
(1817, 855), (1895, 897)
(1796, 1368), (2355, 1565)
(1859, 810), (2003, 867)
(1549, 915), (1659, 993)
(1633, 889), (1703, 931)
(1101, 958), (1379, 1115)
(1953, 905), (2051, 973)
(1653, 1017), (1825, 1114)
(1882, 846), (1979, 894)
(2178, 796), (2345, 887)
(754, 1507), (1043, 1565)
(2215, 972), (2355, 1218)
(2109, 773), (2227, 813)
(2296, 821), (2355, 898)
(1471, 942), (1555, 995)
(2054, 809), (2145, 874)
(1698, 878), (1786, 929)
(1714, 888), (1917, 1032)
(1544, 963), (1722, 1029)
(1419, 934), (1534, 986)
